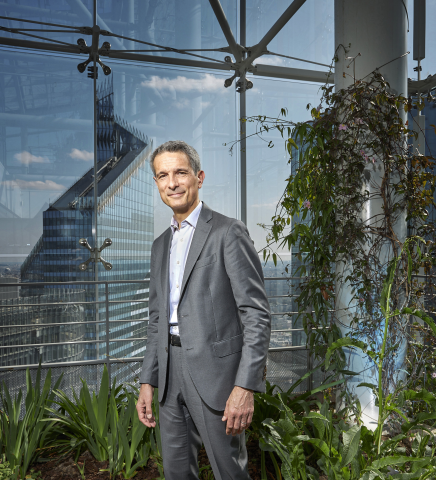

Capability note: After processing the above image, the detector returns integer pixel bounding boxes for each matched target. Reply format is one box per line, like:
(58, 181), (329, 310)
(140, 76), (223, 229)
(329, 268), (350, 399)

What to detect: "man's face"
(153, 151), (205, 214)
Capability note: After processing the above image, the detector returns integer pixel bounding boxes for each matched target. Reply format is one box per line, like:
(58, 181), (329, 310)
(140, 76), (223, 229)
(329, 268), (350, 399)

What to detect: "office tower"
(18, 77), (153, 382)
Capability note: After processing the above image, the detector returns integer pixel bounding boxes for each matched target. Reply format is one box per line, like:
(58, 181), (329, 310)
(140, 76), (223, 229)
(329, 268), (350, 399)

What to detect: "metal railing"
(0, 277), (312, 388)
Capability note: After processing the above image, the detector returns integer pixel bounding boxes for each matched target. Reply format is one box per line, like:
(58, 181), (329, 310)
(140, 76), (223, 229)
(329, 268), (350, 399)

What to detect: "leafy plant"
(260, 239), (436, 479)
(103, 392), (151, 479)
(46, 365), (127, 460)
(0, 457), (13, 480)
(253, 370), (347, 480)
(238, 69), (436, 396)
(47, 366), (157, 479)
(148, 388), (164, 479)
(0, 366), (62, 480)
(73, 459), (86, 480)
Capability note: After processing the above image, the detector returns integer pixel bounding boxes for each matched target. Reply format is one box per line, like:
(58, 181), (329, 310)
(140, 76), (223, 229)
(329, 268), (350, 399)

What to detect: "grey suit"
(140, 203), (271, 479)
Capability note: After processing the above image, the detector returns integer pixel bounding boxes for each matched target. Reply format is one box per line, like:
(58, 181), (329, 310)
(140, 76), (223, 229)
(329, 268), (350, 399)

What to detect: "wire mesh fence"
(0, 277), (325, 400)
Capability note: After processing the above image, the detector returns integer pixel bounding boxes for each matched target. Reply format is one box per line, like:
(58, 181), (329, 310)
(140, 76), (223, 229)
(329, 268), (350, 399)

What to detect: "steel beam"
(253, 0), (307, 59)
(0, 37), (330, 84)
(0, 344), (307, 371)
(0, 35), (80, 54)
(208, 0), (242, 61)
(0, 357), (146, 371)
(253, 63), (332, 84)
(0, 2), (131, 29)
(240, 0), (247, 224)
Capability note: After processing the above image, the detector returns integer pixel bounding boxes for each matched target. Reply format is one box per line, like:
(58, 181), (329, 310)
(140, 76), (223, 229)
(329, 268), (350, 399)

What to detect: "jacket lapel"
(160, 227), (172, 320)
(180, 204), (213, 296)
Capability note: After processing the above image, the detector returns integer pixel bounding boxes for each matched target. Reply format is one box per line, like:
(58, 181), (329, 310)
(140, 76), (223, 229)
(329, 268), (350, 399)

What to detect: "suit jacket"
(140, 203), (271, 411)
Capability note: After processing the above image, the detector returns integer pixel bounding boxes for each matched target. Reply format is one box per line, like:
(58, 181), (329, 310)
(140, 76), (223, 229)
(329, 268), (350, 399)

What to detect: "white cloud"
(14, 151), (50, 165)
(2, 179), (64, 191)
(172, 99), (190, 109)
(141, 73), (223, 94)
(69, 148), (93, 161)
(258, 56), (286, 67)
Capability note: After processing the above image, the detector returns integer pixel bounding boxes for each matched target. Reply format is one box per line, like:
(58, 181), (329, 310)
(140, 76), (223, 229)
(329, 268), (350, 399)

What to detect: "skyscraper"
(18, 76), (153, 381)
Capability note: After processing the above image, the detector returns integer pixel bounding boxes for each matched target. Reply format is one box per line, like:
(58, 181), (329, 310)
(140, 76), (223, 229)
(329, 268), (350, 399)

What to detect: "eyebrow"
(156, 168), (190, 176)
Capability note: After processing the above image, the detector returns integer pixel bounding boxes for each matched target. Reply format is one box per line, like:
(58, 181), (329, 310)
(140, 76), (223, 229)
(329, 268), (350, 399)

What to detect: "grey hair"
(149, 140), (201, 176)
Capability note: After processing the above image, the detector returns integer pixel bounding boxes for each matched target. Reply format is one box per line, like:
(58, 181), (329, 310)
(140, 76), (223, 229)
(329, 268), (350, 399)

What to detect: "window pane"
(246, 77), (322, 353)
(0, 49), (94, 375)
(102, 60), (238, 238)
(246, 77), (321, 252)
(89, 61), (238, 376)
(246, 0), (334, 71)
(98, 0), (238, 63)
(0, 0), (94, 45)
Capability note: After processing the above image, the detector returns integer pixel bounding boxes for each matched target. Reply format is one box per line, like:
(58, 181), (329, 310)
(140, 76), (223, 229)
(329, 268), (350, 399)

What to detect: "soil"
(28, 438), (281, 480)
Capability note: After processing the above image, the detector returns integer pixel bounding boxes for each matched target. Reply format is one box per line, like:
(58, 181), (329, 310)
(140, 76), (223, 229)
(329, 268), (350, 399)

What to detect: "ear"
(197, 170), (205, 189)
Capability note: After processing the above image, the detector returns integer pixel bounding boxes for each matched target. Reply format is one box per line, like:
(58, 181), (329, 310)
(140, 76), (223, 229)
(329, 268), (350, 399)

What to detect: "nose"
(167, 172), (179, 190)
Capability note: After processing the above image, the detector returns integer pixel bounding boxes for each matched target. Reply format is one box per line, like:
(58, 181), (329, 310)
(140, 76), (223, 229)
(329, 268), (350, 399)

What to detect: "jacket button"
(165, 347), (168, 352)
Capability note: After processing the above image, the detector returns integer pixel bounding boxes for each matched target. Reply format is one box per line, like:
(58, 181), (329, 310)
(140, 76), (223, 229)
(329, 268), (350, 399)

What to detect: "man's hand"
(222, 386), (254, 436)
(136, 383), (156, 428)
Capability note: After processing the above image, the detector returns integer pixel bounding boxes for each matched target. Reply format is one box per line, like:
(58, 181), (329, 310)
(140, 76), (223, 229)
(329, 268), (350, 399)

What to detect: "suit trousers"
(159, 344), (252, 480)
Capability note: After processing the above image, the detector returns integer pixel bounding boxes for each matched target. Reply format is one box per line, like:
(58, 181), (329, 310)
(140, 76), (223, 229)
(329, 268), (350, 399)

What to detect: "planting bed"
(28, 439), (280, 480)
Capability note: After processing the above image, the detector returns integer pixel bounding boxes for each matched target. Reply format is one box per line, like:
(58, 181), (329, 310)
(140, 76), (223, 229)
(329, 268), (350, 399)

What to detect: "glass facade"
(98, 0), (238, 63)
(17, 77), (153, 379)
(247, 0), (334, 70)
(1, 0), (432, 393)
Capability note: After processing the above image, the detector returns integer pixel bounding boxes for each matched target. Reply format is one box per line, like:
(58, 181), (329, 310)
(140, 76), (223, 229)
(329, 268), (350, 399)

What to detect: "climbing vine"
(240, 71), (436, 397)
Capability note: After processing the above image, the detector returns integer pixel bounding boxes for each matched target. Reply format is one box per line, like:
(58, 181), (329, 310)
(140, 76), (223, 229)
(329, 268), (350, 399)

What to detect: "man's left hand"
(222, 386), (254, 436)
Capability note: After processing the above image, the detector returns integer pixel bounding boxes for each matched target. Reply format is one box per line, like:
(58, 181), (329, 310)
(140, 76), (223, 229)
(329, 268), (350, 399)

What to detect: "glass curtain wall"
(0, 0), (335, 390)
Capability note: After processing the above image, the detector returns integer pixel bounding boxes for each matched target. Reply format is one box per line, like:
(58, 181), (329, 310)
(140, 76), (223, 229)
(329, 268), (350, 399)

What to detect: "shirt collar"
(170, 201), (203, 231)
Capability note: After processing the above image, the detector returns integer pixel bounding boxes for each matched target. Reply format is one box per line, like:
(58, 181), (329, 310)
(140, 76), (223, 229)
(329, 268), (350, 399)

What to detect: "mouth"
(168, 192), (184, 198)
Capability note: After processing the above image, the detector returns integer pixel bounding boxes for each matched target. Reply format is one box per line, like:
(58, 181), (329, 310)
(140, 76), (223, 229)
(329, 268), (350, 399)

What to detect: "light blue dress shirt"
(169, 201), (203, 335)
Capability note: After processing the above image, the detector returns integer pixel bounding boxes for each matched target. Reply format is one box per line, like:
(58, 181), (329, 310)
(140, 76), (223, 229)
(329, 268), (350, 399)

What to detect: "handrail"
(0, 318), (149, 328)
(0, 338), (147, 349)
(0, 277), (316, 382)
(0, 280), (150, 287)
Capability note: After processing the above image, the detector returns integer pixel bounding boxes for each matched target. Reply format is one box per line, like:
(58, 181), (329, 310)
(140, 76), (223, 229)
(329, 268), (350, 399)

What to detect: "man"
(136, 140), (271, 480)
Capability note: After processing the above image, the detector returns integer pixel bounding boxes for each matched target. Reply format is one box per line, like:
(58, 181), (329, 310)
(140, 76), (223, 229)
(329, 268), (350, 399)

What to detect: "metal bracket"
(76, 25), (112, 78)
(78, 238), (113, 271)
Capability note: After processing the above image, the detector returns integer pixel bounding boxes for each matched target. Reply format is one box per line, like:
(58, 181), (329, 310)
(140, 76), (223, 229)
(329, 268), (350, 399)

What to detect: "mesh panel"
(266, 349), (309, 392)
(0, 361), (144, 408)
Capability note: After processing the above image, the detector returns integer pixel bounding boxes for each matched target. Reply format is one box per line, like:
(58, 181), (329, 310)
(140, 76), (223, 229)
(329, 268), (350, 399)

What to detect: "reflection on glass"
(246, 77), (321, 250)
(105, 60), (238, 237)
(18, 75), (154, 378)
(246, 76), (321, 350)
(0, 49), (93, 267)
(0, 0), (93, 45)
(247, 0), (334, 71)
(98, 0), (237, 63)
(407, 2), (436, 80)
(0, 49), (93, 385)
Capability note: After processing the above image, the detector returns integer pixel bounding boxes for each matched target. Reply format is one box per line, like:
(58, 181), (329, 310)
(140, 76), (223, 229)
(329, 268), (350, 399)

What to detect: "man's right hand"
(136, 383), (156, 428)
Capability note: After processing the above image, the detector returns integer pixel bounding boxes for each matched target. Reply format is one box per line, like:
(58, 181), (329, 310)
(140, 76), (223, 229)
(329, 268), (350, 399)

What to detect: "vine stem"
(377, 280), (392, 457)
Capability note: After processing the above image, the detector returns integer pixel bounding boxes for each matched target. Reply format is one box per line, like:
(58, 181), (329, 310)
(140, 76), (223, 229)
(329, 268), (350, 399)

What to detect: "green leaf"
(341, 425), (361, 467)
(401, 308), (436, 337)
(288, 137), (299, 150)
(325, 338), (367, 369)
(371, 455), (428, 469)
(307, 438), (331, 457)
(401, 413), (436, 434)
(357, 382), (377, 390)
